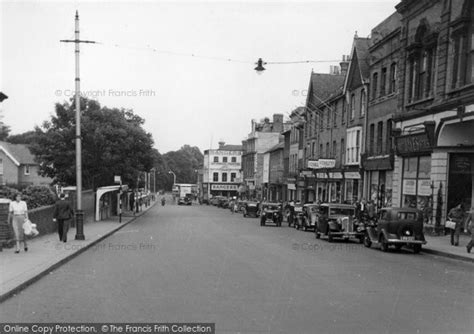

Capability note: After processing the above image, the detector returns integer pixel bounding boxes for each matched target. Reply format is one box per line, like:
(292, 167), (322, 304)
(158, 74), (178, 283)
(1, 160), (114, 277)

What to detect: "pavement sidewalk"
(0, 201), (157, 303)
(423, 233), (473, 263)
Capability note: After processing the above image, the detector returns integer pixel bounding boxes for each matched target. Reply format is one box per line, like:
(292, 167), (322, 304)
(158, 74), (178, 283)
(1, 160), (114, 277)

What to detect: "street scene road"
(1, 202), (473, 334)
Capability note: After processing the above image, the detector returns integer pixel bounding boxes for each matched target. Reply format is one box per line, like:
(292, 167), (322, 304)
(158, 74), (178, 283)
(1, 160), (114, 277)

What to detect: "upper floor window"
(369, 124), (375, 156)
(319, 144), (323, 159)
(230, 173), (236, 182)
(326, 142), (330, 159)
(389, 63), (397, 93)
(350, 93), (356, 120)
(213, 172), (218, 182)
(24, 165), (30, 176)
(213, 156), (219, 163)
(341, 99), (346, 125)
(340, 139), (345, 165)
(376, 122), (383, 155)
(222, 157), (228, 163)
(222, 173), (227, 182)
(381, 67), (387, 96)
(372, 72), (378, 99)
(450, 0), (473, 89)
(386, 119), (393, 153)
(360, 89), (366, 117)
(332, 140), (337, 158)
(231, 157), (237, 163)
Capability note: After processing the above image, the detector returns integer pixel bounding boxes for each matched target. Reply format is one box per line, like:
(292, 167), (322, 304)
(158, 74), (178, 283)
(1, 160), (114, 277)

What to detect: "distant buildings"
(202, 141), (242, 199)
(223, 0), (473, 229)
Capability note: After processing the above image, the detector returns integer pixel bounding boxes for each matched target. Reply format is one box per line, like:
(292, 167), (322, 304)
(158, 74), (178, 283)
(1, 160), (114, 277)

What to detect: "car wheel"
(394, 244), (403, 251)
(328, 232), (333, 243)
(413, 244), (422, 254)
(315, 229), (321, 239)
(380, 236), (389, 252)
(363, 234), (372, 248)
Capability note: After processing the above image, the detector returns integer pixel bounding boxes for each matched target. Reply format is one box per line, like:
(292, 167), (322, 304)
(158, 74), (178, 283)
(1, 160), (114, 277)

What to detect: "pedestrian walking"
(9, 194), (29, 253)
(129, 190), (135, 212)
(464, 209), (473, 253)
(53, 193), (74, 243)
(447, 203), (465, 246)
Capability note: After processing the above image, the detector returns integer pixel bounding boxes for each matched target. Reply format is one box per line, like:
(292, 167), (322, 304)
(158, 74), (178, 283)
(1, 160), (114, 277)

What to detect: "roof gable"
(306, 72), (345, 108)
(0, 141), (36, 165)
(343, 37), (370, 93)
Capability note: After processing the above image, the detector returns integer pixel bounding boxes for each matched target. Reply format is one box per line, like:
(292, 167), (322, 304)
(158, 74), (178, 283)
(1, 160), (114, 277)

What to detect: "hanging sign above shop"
(307, 159), (336, 169)
(395, 132), (432, 155)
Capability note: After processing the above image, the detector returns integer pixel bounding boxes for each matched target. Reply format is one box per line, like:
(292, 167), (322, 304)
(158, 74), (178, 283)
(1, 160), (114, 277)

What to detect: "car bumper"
(386, 239), (427, 245)
(329, 231), (364, 238)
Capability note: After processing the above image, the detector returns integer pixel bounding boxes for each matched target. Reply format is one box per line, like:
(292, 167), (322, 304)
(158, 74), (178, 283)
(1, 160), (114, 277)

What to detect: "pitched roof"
(353, 37), (371, 79)
(307, 73), (346, 105)
(0, 141), (36, 165)
(219, 144), (242, 151)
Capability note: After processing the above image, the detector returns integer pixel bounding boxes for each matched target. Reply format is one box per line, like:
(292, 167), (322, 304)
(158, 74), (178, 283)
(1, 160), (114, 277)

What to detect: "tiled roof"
(309, 73), (345, 103)
(0, 141), (36, 165)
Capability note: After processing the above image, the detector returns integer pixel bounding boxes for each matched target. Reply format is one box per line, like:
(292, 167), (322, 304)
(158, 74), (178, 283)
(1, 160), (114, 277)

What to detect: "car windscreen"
(329, 208), (354, 216)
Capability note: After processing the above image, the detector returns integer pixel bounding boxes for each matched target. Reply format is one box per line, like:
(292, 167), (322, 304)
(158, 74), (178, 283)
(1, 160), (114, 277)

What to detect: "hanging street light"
(254, 58), (266, 73)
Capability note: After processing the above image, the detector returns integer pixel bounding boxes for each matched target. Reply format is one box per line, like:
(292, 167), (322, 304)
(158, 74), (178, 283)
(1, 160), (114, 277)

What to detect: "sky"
(1, 0), (399, 153)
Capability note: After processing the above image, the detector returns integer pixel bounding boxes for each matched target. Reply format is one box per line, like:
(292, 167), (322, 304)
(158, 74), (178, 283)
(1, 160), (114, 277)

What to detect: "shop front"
(210, 183), (240, 198)
(344, 170), (362, 204)
(286, 178), (296, 201)
(362, 155), (394, 209)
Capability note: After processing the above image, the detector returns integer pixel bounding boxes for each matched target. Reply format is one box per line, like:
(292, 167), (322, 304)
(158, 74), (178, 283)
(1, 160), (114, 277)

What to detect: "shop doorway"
(448, 153), (474, 212)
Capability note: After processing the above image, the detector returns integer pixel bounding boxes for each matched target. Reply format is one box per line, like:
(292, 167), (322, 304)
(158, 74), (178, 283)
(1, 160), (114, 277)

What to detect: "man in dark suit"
(53, 193), (74, 243)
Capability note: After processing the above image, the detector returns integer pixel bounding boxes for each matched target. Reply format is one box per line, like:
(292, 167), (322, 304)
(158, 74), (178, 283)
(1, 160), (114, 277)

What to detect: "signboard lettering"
(396, 133), (432, 155)
(403, 179), (417, 195)
(308, 159), (336, 169)
(211, 184), (239, 191)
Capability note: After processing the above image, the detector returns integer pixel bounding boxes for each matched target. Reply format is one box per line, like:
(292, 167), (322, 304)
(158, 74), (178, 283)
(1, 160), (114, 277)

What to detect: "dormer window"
(24, 164), (30, 175)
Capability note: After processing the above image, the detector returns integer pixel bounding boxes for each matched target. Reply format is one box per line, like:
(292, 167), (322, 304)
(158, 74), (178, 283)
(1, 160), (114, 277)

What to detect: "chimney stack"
(273, 113), (284, 133)
(340, 55), (350, 76)
(218, 141), (225, 149)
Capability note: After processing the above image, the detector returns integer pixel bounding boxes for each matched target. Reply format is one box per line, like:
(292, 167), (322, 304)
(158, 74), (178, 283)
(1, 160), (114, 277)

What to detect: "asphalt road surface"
(1, 202), (473, 334)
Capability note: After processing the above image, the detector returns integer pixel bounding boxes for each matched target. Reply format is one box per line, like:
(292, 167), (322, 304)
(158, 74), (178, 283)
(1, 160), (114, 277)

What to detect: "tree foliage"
(31, 97), (155, 190)
(6, 130), (37, 144)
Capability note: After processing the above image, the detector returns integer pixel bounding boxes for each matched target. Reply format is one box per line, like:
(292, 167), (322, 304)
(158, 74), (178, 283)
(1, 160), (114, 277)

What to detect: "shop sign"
(344, 172), (361, 179)
(316, 173), (328, 179)
(297, 181), (305, 187)
(329, 172), (343, 179)
(403, 179), (417, 195)
(417, 179), (432, 196)
(395, 133), (432, 155)
(308, 159), (336, 169)
(288, 184), (296, 190)
(286, 177), (296, 183)
(300, 170), (313, 177)
(211, 184), (238, 191)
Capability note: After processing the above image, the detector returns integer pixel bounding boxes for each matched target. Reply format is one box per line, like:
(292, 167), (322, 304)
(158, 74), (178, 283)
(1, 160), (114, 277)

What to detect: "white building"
(202, 141), (243, 199)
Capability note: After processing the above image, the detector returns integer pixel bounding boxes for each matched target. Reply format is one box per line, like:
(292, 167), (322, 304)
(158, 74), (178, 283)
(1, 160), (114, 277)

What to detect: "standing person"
(53, 193), (74, 243)
(129, 190), (135, 213)
(447, 203), (465, 246)
(464, 208), (473, 253)
(367, 200), (376, 220)
(9, 194), (29, 253)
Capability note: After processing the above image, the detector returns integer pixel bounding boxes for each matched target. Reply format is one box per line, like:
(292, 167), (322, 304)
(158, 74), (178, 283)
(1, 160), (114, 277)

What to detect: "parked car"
(236, 200), (247, 213)
(314, 203), (361, 242)
(243, 201), (260, 218)
(363, 207), (426, 253)
(178, 197), (192, 206)
(260, 203), (283, 226)
(295, 203), (319, 231)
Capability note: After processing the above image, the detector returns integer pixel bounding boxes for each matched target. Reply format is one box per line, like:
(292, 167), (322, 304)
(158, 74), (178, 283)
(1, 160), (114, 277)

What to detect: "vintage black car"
(364, 207), (426, 253)
(314, 204), (362, 242)
(243, 201), (260, 218)
(260, 203), (283, 226)
(292, 204), (305, 229)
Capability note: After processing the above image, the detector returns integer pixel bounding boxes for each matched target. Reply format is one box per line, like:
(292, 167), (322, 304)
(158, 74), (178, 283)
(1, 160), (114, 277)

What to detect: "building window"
(223, 157), (228, 163)
(319, 144), (323, 159)
(346, 127), (362, 165)
(376, 122), (383, 155)
(312, 142), (316, 157)
(369, 124), (375, 156)
(332, 140), (337, 158)
(389, 63), (397, 93)
(231, 157), (237, 163)
(372, 72), (378, 99)
(230, 173), (236, 182)
(326, 142), (330, 159)
(360, 89), (366, 117)
(340, 139), (345, 165)
(24, 165), (30, 175)
(350, 93), (356, 120)
(381, 67), (387, 96)
(222, 173), (227, 182)
(213, 172), (218, 182)
(386, 120), (393, 153)
(327, 108), (330, 129)
(451, 22), (473, 89)
(402, 156), (431, 213)
(341, 99), (346, 125)
(213, 156), (219, 163)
